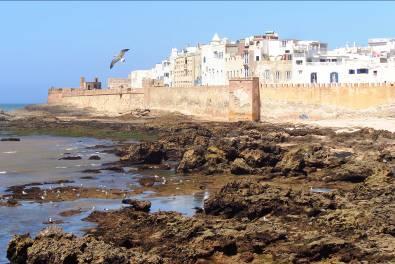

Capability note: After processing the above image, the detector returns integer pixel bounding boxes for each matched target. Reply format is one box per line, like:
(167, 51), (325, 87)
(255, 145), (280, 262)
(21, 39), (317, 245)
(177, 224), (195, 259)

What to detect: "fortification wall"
(144, 85), (229, 120)
(48, 88), (144, 115)
(259, 83), (395, 119)
(48, 81), (395, 121)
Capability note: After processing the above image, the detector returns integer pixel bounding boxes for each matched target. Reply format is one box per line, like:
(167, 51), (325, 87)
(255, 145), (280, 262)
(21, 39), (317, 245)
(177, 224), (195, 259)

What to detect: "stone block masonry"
(48, 79), (395, 121)
(259, 83), (395, 120)
(229, 77), (260, 121)
(48, 79), (259, 120)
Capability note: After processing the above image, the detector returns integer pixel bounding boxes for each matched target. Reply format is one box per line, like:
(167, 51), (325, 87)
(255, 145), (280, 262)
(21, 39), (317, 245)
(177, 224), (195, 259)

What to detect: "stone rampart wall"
(259, 83), (395, 120)
(48, 81), (395, 121)
(144, 85), (230, 120)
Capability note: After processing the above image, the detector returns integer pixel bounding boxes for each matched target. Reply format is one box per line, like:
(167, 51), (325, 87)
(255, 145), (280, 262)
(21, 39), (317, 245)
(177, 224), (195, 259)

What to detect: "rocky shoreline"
(2, 107), (395, 263)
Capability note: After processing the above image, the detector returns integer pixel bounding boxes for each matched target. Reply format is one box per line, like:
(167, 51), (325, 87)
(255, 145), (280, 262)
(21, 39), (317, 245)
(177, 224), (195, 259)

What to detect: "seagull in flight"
(110, 49), (130, 69)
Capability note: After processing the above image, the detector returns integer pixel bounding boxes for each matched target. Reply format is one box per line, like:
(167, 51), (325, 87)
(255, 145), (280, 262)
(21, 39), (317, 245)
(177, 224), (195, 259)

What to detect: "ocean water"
(0, 134), (204, 263)
(0, 104), (29, 112)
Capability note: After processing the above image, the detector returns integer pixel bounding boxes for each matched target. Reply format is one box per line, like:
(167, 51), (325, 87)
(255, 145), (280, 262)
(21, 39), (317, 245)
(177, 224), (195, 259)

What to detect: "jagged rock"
(59, 156), (82, 160)
(0, 198), (19, 207)
(275, 147), (306, 175)
(8, 227), (131, 264)
(7, 234), (33, 264)
(230, 158), (253, 175)
(1, 137), (20, 141)
(138, 177), (156, 187)
(121, 199), (151, 212)
(88, 155), (101, 160)
(101, 165), (124, 172)
(177, 147), (206, 172)
(295, 236), (354, 263)
(120, 142), (166, 164)
(239, 148), (280, 167)
(324, 162), (373, 183)
(204, 181), (339, 219)
(81, 169), (101, 174)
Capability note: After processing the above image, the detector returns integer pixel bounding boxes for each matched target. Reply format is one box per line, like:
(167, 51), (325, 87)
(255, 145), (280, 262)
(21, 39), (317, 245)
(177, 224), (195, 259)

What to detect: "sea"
(0, 134), (205, 263)
(0, 104), (29, 112)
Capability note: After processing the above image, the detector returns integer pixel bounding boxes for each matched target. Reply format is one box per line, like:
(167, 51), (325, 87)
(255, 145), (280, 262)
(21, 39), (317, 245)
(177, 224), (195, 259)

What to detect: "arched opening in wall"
(310, 72), (317, 84)
(330, 72), (339, 83)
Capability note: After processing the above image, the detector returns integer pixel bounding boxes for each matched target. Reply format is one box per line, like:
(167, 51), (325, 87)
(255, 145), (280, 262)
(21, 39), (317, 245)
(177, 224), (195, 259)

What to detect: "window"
(296, 60), (303, 65)
(282, 40), (287, 47)
(203, 57), (206, 63)
(373, 70), (378, 76)
(255, 56), (260, 61)
(310, 72), (317, 83)
(298, 70), (303, 75)
(265, 70), (270, 80)
(275, 71), (280, 80)
(330, 72), (339, 83)
(286, 71), (292, 80)
(349, 69), (355, 74)
(357, 68), (369, 74)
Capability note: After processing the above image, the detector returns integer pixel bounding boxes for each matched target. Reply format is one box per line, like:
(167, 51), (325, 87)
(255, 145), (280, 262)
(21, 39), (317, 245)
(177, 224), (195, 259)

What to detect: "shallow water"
(0, 104), (28, 112)
(0, 135), (203, 263)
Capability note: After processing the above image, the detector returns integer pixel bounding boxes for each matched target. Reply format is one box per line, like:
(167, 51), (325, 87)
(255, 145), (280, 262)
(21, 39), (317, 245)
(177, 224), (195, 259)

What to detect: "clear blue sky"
(1, 1), (394, 104)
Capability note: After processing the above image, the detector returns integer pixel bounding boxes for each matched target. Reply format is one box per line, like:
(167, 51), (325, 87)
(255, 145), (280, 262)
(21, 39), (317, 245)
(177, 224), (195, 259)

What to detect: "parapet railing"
(259, 82), (395, 88)
(48, 87), (144, 97)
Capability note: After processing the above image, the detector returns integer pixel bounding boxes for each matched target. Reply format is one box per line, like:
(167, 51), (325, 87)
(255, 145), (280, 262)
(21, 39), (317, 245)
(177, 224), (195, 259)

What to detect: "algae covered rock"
(230, 158), (253, 175)
(120, 142), (166, 164)
(177, 147), (206, 172)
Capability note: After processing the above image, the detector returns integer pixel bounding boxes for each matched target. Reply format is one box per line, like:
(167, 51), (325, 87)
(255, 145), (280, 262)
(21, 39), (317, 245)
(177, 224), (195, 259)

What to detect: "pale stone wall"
(229, 78), (260, 121)
(144, 86), (229, 120)
(108, 78), (130, 89)
(49, 88), (144, 115)
(48, 81), (395, 121)
(260, 83), (395, 120)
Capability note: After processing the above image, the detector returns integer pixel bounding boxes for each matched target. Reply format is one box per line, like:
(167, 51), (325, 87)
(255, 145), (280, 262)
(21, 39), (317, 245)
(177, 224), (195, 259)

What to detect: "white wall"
(292, 58), (395, 84)
(130, 70), (153, 88)
(201, 40), (227, 86)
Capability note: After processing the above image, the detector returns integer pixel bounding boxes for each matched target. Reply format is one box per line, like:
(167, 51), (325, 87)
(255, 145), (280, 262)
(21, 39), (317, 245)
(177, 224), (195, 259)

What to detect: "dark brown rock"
(1, 137), (20, 141)
(120, 142), (166, 164)
(59, 156), (82, 160)
(88, 155), (101, 160)
(230, 158), (253, 175)
(177, 147), (206, 172)
(138, 177), (156, 187)
(121, 199), (151, 212)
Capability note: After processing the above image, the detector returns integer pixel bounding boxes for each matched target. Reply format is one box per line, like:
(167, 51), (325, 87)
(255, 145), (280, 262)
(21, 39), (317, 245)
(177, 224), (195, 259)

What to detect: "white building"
(292, 52), (395, 84)
(128, 32), (395, 87)
(201, 33), (227, 86)
(368, 38), (395, 56)
(130, 69), (153, 88)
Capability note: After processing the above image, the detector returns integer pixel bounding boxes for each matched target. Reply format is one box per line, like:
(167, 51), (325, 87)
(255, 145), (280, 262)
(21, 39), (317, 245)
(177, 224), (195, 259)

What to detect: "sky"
(0, 1), (394, 104)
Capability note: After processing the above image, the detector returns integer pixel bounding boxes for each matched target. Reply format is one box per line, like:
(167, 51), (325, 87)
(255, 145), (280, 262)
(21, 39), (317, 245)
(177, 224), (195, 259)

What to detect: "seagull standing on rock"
(110, 49), (130, 69)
